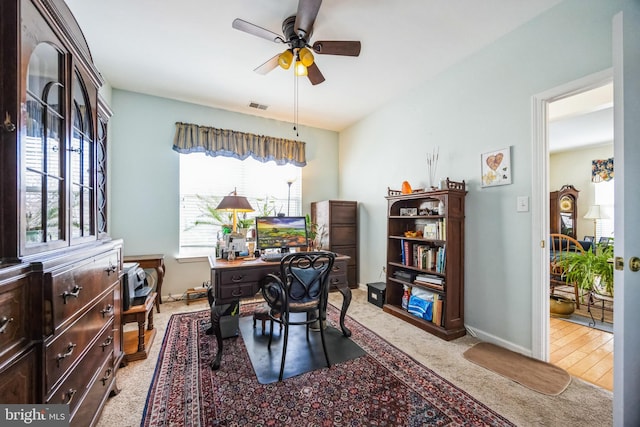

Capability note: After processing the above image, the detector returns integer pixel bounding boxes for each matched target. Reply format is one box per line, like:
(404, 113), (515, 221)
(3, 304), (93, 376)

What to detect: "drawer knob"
(100, 336), (113, 351)
(231, 275), (244, 282)
(101, 304), (114, 318)
(56, 342), (77, 367)
(105, 263), (117, 276)
(0, 316), (14, 334)
(62, 388), (77, 405)
(61, 285), (83, 304)
(100, 368), (113, 386)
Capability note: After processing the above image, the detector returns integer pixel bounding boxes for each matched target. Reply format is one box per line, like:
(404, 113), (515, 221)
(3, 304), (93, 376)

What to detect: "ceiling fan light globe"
(278, 50), (293, 70)
(298, 47), (314, 67)
(294, 61), (308, 76)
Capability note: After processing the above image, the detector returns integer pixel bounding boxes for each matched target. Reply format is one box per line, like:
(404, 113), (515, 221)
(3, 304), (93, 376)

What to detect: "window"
(179, 153), (302, 255)
(594, 180), (614, 239)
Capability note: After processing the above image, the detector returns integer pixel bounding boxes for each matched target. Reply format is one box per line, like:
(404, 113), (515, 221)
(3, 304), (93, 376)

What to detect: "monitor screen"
(255, 216), (308, 251)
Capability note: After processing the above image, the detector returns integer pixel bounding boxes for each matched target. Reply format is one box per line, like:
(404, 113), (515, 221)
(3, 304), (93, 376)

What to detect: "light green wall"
(108, 90), (339, 297)
(339, 0), (623, 352)
(105, 0), (626, 352)
(550, 144), (614, 238)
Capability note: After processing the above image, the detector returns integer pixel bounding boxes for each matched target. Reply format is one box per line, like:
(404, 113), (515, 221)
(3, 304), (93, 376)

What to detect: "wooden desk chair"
(260, 251), (335, 381)
(550, 233), (585, 308)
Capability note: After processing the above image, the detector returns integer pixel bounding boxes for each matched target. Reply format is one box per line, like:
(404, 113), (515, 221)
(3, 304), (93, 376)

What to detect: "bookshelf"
(384, 179), (466, 340)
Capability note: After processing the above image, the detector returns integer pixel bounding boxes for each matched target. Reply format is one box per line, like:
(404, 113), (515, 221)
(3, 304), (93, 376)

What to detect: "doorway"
(531, 70), (614, 390)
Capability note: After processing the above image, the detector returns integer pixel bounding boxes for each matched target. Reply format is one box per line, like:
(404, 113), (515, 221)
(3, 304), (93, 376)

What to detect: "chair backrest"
(280, 252), (335, 305)
(550, 233), (585, 275)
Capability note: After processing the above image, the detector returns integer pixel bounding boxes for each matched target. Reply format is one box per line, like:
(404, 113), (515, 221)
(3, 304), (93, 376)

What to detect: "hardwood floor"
(549, 316), (613, 391)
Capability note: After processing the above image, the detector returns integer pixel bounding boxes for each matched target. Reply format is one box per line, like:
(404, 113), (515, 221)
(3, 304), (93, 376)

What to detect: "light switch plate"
(517, 196), (529, 212)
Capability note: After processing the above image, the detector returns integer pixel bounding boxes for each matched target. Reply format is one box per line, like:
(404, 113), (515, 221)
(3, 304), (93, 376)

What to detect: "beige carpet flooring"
(97, 288), (613, 427)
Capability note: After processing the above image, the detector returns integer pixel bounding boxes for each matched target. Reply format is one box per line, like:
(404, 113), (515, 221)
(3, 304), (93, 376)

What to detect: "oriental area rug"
(141, 303), (515, 426)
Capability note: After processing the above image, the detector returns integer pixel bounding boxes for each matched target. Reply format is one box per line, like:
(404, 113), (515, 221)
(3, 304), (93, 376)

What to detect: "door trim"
(531, 69), (613, 360)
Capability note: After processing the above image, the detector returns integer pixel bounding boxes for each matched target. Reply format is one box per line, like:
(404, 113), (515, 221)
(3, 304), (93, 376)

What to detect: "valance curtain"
(172, 122), (306, 166)
(592, 157), (614, 182)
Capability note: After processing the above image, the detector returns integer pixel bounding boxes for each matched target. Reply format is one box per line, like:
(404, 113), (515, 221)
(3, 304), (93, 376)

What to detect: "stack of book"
(414, 274), (444, 291)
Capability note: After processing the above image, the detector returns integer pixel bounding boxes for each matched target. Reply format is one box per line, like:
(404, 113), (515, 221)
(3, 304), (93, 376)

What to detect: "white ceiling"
(63, 0), (565, 133)
(548, 83), (614, 153)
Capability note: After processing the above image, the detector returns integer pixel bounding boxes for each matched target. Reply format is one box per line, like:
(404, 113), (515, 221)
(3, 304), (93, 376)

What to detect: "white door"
(612, 8), (640, 426)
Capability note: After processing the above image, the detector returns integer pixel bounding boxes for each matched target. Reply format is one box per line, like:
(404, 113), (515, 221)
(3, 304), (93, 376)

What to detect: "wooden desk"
(124, 254), (165, 311)
(206, 254), (352, 370)
(121, 292), (157, 363)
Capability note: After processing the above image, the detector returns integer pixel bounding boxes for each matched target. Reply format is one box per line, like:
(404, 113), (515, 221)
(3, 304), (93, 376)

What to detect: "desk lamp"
(215, 188), (254, 233)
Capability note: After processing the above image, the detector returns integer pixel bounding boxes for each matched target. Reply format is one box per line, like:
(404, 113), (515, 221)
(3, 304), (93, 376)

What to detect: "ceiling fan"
(232, 0), (361, 85)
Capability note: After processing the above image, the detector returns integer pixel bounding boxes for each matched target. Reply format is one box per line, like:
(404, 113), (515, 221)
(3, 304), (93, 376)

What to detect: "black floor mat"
(239, 313), (366, 383)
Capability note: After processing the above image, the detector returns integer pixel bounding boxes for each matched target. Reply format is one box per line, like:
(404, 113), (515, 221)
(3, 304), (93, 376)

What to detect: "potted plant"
(559, 243), (614, 297)
(193, 195), (233, 234)
(305, 214), (326, 250)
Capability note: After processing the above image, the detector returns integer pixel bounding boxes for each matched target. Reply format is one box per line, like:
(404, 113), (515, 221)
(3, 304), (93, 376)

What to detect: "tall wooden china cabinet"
(0, 1), (122, 425)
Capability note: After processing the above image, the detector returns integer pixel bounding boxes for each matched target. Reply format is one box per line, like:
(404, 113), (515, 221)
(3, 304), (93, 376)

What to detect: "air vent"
(249, 102), (268, 110)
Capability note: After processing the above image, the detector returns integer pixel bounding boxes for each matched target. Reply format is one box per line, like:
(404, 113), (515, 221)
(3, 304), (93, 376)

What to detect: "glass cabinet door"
(70, 73), (95, 240)
(24, 42), (65, 248)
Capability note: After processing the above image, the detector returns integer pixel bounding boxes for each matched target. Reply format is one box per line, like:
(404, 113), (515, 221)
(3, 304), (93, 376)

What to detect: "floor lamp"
(584, 205), (604, 241)
(286, 179), (295, 216)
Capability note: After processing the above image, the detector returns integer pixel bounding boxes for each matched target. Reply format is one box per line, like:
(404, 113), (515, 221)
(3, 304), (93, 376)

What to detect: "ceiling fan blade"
(254, 54), (280, 75)
(232, 18), (284, 43)
(294, 0), (322, 38)
(312, 41), (361, 56)
(307, 62), (325, 85)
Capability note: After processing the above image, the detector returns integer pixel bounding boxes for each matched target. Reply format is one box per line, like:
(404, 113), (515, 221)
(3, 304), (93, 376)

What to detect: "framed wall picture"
(481, 147), (512, 187)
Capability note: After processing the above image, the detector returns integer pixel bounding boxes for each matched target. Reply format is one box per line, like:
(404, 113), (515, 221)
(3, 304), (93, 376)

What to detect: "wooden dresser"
(311, 200), (359, 288)
(0, 1), (122, 425)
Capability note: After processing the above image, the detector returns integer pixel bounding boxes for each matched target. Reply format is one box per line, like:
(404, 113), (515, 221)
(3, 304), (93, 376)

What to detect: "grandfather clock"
(550, 185), (579, 238)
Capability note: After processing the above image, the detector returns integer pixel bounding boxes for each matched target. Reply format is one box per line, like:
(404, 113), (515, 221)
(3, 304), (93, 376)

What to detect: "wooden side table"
(121, 292), (157, 363)
(124, 254), (165, 312)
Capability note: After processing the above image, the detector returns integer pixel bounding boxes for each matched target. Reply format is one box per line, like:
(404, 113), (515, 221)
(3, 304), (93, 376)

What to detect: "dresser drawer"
(70, 354), (115, 427)
(330, 202), (357, 224)
(45, 290), (115, 392)
(48, 250), (119, 333)
(47, 322), (115, 415)
(0, 348), (38, 403)
(0, 274), (30, 366)
(329, 225), (357, 246)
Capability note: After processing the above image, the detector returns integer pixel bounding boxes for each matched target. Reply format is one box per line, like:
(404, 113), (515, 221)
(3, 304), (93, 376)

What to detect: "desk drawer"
(219, 267), (276, 285)
(218, 282), (259, 300)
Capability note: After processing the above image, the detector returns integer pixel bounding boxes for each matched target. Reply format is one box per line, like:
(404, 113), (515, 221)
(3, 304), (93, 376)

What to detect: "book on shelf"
(414, 274), (444, 291)
(432, 296), (443, 326)
(415, 273), (443, 284)
(420, 219), (447, 240)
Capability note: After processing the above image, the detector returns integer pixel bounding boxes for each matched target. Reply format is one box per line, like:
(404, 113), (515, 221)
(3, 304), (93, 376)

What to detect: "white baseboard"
(464, 324), (533, 358)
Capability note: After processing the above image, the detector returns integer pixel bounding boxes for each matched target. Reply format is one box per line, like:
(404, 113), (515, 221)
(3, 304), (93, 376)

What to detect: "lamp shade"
(215, 194), (254, 212)
(584, 205), (606, 220)
(298, 47), (314, 67)
(294, 60), (308, 76)
(278, 49), (293, 70)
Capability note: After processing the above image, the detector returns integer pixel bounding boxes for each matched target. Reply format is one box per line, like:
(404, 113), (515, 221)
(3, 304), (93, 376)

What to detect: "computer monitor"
(255, 216), (308, 252)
